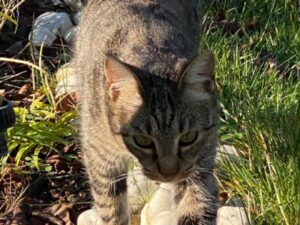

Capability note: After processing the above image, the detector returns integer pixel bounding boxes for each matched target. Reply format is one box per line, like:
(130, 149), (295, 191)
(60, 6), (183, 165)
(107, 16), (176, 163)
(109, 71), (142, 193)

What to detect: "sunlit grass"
(202, 0), (299, 224)
(0, 0), (299, 224)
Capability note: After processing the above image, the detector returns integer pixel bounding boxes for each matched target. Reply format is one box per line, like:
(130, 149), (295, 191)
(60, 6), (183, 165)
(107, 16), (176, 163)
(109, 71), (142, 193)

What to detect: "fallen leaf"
(18, 83), (32, 96)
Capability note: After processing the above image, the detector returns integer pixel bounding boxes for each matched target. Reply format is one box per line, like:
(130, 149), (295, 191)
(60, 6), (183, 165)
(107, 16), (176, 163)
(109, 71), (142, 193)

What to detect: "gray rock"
(29, 12), (73, 46)
(74, 12), (82, 25)
(5, 41), (24, 56)
(63, 26), (78, 43)
(51, 0), (63, 5)
(64, 0), (83, 11)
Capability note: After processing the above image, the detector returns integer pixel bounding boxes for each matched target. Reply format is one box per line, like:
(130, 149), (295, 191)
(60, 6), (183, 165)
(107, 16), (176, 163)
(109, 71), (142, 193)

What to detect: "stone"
(55, 62), (79, 97)
(51, 0), (63, 5)
(217, 206), (250, 225)
(64, 0), (83, 11)
(216, 144), (240, 164)
(29, 12), (73, 46)
(74, 12), (82, 25)
(63, 26), (78, 43)
(77, 208), (103, 225)
(140, 183), (178, 225)
(127, 169), (157, 214)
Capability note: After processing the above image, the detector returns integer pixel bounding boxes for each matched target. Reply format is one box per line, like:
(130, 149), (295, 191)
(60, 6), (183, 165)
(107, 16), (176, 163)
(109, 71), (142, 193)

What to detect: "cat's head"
(104, 52), (218, 182)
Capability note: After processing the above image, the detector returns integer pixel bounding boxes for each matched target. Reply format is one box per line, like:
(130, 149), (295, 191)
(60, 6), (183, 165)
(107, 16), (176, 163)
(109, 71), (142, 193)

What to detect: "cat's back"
(75, 0), (202, 77)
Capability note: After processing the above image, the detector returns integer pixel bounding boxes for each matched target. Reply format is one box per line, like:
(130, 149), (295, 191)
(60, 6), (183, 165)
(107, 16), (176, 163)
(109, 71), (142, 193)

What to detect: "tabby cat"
(75, 0), (219, 224)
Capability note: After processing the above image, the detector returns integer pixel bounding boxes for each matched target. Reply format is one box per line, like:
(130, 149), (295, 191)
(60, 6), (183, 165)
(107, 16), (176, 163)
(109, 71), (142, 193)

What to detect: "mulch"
(0, 1), (91, 224)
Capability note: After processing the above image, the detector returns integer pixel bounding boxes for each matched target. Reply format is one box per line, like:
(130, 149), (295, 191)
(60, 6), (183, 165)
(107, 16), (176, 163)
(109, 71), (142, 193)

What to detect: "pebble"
(74, 12), (82, 25)
(78, 191), (249, 225)
(140, 183), (178, 225)
(127, 170), (157, 214)
(63, 26), (78, 43)
(64, 0), (84, 11)
(217, 206), (250, 225)
(55, 62), (78, 97)
(217, 145), (239, 162)
(29, 12), (73, 46)
(77, 208), (103, 225)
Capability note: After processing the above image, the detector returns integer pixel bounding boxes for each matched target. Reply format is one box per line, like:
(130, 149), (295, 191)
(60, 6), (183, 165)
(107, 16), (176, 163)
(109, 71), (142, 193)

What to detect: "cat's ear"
(179, 51), (217, 97)
(104, 56), (143, 111)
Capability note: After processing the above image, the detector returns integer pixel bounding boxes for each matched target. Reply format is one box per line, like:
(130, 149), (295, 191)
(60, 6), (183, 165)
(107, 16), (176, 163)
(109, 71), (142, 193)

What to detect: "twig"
(10, 0), (26, 13)
(0, 71), (27, 84)
(0, 0), (26, 31)
(0, 57), (46, 74)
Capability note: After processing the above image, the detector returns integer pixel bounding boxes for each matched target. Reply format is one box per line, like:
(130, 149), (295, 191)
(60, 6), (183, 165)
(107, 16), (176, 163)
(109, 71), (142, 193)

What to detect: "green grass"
(202, 0), (299, 224)
(1, 0), (299, 224)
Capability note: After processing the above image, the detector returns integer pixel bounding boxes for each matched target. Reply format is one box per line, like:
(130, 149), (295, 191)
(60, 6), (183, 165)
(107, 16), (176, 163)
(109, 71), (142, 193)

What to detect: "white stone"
(55, 63), (79, 97)
(127, 170), (157, 214)
(77, 208), (103, 225)
(216, 144), (239, 163)
(29, 12), (73, 46)
(140, 183), (178, 225)
(217, 206), (250, 225)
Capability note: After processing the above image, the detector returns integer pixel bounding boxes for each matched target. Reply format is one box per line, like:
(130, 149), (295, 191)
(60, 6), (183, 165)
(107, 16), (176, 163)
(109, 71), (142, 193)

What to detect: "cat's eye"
(133, 135), (154, 148)
(179, 131), (198, 146)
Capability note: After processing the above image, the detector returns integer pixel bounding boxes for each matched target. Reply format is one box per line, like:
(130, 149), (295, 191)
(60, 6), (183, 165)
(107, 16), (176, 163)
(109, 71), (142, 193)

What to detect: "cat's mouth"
(142, 168), (194, 183)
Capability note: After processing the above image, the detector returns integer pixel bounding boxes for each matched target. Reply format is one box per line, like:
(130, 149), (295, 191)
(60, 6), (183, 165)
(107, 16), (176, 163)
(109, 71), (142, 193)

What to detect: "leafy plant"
(2, 94), (78, 171)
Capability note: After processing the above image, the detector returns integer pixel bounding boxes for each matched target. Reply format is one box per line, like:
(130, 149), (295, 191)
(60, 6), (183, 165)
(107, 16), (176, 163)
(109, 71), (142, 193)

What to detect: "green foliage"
(0, 0), (299, 224)
(0, 12), (17, 26)
(2, 95), (77, 171)
(202, 0), (299, 224)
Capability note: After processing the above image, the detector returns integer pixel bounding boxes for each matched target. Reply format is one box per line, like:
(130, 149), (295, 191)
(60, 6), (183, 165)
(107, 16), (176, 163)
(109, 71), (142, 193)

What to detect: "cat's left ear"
(179, 51), (217, 96)
(104, 56), (143, 111)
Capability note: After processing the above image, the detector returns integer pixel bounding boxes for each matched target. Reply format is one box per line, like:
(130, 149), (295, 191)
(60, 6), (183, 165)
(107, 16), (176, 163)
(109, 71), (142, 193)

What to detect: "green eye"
(133, 135), (154, 148)
(179, 131), (198, 146)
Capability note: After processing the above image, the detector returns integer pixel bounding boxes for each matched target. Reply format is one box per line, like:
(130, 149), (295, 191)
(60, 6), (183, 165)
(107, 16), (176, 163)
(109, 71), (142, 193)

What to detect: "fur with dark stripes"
(75, 0), (218, 224)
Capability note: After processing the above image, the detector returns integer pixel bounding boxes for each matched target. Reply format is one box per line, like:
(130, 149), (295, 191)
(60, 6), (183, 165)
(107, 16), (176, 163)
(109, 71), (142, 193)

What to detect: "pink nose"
(157, 157), (179, 179)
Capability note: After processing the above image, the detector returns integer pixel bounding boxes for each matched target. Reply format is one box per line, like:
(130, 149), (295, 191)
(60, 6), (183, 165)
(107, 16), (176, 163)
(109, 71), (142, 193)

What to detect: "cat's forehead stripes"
(147, 86), (178, 133)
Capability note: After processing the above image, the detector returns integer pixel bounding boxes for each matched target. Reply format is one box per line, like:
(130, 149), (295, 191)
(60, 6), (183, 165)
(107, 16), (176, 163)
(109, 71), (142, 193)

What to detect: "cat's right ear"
(178, 51), (217, 99)
(104, 56), (143, 111)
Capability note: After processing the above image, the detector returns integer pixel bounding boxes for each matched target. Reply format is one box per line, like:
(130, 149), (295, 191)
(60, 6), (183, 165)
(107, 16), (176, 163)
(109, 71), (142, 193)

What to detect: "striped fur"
(75, 0), (218, 224)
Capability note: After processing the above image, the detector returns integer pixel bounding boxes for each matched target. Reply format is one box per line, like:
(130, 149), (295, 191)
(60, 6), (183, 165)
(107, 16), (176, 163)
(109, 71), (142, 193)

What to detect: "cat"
(75, 0), (219, 224)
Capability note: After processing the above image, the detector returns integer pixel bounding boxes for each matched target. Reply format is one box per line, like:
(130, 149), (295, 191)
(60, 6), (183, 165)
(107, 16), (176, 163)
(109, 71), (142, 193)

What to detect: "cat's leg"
(174, 174), (218, 225)
(85, 151), (129, 225)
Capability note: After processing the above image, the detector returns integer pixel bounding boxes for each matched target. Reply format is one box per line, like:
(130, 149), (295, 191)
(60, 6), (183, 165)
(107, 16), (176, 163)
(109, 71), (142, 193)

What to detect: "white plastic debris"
(29, 12), (73, 46)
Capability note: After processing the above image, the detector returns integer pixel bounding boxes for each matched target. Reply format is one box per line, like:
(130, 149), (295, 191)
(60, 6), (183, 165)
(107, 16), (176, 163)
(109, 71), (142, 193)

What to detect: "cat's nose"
(157, 157), (180, 179)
